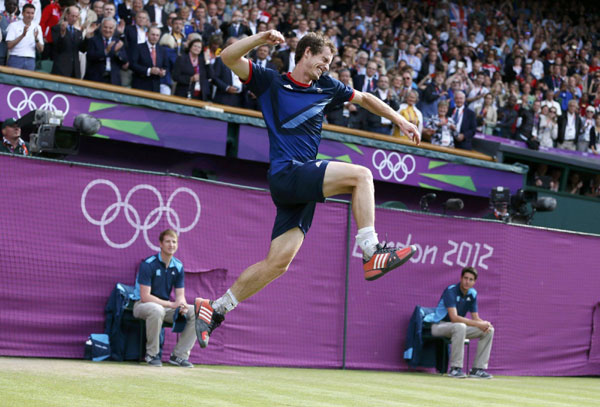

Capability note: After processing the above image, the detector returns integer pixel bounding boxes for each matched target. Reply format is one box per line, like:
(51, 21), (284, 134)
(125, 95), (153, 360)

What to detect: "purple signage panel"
(0, 83), (227, 155)
(238, 124), (523, 198)
(1, 155), (599, 376)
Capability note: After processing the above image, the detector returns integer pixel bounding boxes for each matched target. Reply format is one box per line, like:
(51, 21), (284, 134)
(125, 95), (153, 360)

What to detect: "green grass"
(0, 357), (598, 407)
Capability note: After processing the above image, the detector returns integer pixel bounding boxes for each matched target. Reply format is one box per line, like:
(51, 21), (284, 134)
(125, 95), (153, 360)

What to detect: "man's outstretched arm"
(220, 30), (285, 81)
(351, 90), (421, 144)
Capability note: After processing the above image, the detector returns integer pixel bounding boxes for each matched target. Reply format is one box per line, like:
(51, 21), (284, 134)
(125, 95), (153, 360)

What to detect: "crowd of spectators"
(1, 0), (600, 158)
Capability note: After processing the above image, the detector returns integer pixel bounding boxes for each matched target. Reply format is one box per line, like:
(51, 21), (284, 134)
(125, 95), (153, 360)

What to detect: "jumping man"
(194, 30), (421, 347)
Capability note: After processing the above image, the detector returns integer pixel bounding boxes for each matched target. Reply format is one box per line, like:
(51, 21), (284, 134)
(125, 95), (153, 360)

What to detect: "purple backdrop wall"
(1, 154), (599, 376)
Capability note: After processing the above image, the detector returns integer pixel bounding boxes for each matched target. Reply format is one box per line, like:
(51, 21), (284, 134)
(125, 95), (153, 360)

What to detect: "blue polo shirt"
(136, 253), (184, 301)
(243, 60), (355, 175)
(425, 283), (478, 323)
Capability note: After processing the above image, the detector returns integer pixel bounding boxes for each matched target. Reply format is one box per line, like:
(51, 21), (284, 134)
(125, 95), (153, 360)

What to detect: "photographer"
(0, 118), (28, 156)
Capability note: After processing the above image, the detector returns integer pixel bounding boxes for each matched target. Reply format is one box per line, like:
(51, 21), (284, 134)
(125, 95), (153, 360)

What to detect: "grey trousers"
(133, 301), (196, 360)
(431, 322), (495, 370)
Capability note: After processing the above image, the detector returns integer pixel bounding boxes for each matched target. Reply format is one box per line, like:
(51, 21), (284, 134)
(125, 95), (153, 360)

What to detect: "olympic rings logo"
(7, 87), (70, 118)
(81, 179), (201, 251)
(371, 150), (416, 182)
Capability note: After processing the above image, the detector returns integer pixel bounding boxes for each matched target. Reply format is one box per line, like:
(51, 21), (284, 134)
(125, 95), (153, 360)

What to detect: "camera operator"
(1, 118), (28, 156)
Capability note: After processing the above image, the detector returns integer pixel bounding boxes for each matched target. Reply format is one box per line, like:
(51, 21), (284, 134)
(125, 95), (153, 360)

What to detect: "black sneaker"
(144, 354), (162, 367)
(469, 368), (493, 379)
(194, 298), (225, 348)
(448, 367), (467, 378)
(169, 354), (193, 368)
(363, 243), (417, 281)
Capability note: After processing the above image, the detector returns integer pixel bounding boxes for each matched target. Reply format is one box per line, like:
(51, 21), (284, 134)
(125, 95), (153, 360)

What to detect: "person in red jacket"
(40, 0), (69, 60)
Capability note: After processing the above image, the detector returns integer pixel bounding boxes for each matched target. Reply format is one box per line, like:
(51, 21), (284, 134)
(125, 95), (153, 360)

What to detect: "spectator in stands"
(274, 30), (296, 73)
(172, 38), (210, 100)
(85, 17), (128, 85)
(589, 113), (600, 155)
(124, 8), (149, 60)
(541, 89), (562, 117)
(450, 91), (477, 150)
(516, 99), (541, 144)
(397, 90), (422, 139)
(579, 106), (596, 152)
(246, 43), (276, 110)
(476, 93), (497, 136)
(52, 6), (92, 79)
(210, 36), (246, 108)
(0, 0), (20, 66)
(6, 3), (43, 70)
(92, 1), (104, 21)
(395, 68), (417, 105)
(497, 95), (518, 139)
(466, 71), (489, 111)
(221, 9), (251, 42)
(325, 68), (359, 127)
(0, 118), (28, 155)
(430, 267), (494, 379)
(39, 0), (64, 60)
(354, 60), (378, 93)
(423, 100), (458, 148)
(145, 0), (167, 30)
(363, 75), (399, 135)
(566, 172), (584, 195)
(102, 3), (117, 24)
(420, 71), (447, 120)
(130, 26), (167, 93)
(557, 99), (582, 151)
(537, 105), (558, 148)
(162, 16), (185, 56)
(133, 229), (196, 368)
(117, 0), (135, 26)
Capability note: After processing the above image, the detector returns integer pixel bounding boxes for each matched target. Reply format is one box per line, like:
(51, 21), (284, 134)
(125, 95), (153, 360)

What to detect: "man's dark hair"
(461, 267), (478, 280)
(22, 3), (35, 11)
(295, 32), (336, 65)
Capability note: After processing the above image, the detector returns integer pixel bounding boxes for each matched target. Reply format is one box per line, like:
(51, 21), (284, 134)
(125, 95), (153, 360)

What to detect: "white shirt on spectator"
(287, 51), (295, 73)
(136, 25), (146, 44)
(153, 4), (164, 28)
(231, 70), (243, 93)
(531, 59), (544, 80)
(467, 85), (489, 111)
(6, 20), (43, 58)
(564, 113), (577, 141)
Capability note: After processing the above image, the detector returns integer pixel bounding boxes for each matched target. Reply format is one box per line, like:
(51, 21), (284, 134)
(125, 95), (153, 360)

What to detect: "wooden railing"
(0, 66), (493, 162)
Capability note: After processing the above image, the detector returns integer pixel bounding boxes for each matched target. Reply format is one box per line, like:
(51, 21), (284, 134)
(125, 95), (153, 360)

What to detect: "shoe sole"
(194, 297), (212, 348)
(364, 245), (416, 281)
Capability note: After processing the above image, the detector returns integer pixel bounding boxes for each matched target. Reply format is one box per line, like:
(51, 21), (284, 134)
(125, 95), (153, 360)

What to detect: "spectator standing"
(450, 91), (477, 150)
(557, 100), (582, 150)
(130, 26), (167, 92)
(354, 60), (378, 93)
(172, 38), (210, 100)
(6, 3), (43, 70)
(0, 0), (21, 66)
(424, 100), (458, 148)
(145, 0), (167, 29)
(363, 75), (399, 135)
(497, 95), (518, 139)
(420, 71), (447, 120)
(85, 17), (128, 85)
(397, 90), (423, 138)
(274, 30), (296, 73)
(579, 105), (596, 152)
(39, 0), (64, 60)
(209, 37), (246, 108)
(537, 106), (559, 148)
(51, 6), (92, 78)
(476, 93), (497, 135)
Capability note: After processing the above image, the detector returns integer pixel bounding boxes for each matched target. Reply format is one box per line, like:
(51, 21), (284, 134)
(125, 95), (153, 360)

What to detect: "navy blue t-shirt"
(433, 283), (478, 322)
(243, 60), (355, 175)
(136, 253), (184, 301)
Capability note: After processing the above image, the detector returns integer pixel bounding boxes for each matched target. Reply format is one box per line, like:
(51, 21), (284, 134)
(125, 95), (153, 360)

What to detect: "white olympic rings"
(371, 150), (416, 183)
(81, 179), (201, 250)
(7, 87), (70, 118)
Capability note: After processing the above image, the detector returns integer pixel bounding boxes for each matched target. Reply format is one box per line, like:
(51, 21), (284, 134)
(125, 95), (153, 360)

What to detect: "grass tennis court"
(0, 357), (597, 407)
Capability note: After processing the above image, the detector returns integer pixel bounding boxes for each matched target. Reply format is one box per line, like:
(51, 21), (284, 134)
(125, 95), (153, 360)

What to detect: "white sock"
(212, 289), (239, 314)
(356, 226), (379, 260)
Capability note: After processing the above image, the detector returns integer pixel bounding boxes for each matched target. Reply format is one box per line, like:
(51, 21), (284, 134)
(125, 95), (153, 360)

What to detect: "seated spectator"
(476, 93), (497, 135)
(450, 91), (477, 150)
(363, 75), (399, 135)
(130, 26), (168, 93)
(397, 90), (423, 138)
(537, 106), (559, 148)
(85, 17), (128, 85)
(532, 163), (551, 189)
(6, 3), (44, 71)
(566, 172), (584, 195)
(133, 229), (196, 368)
(549, 168), (562, 192)
(0, 118), (28, 155)
(172, 38), (211, 100)
(429, 267), (495, 379)
(423, 100), (457, 148)
(557, 100), (582, 151)
(585, 174), (600, 198)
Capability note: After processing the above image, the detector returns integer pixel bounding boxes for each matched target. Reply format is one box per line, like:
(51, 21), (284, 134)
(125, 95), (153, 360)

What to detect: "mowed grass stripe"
(0, 358), (598, 407)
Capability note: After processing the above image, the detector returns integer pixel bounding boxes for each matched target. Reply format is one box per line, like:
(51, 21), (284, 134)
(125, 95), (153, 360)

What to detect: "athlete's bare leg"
(229, 227), (305, 302)
(322, 161), (375, 229)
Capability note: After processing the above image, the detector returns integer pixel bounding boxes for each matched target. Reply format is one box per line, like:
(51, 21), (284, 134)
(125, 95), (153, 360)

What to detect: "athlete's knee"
(351, 165), (373, 188)
(265, 256), (292, 278)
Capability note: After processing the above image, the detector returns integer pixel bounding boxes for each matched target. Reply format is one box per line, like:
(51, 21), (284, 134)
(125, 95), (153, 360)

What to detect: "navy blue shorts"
(268, 159), (330, 240)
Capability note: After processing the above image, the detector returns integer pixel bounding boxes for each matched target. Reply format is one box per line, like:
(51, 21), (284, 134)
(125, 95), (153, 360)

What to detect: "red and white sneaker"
(194, 298), (224, 348)
(363, 244), (417, 281)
